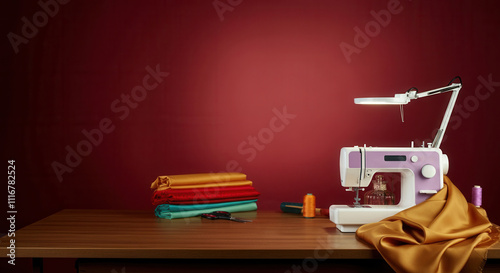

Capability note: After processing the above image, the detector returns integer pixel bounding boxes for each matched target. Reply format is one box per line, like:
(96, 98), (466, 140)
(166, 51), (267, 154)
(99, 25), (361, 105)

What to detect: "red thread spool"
(303, 193), (316, 218)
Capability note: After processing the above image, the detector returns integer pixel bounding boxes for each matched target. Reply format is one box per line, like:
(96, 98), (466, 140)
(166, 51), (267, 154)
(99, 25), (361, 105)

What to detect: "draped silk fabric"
(150, 172), (250, 190)
(356, 176), (499, 273)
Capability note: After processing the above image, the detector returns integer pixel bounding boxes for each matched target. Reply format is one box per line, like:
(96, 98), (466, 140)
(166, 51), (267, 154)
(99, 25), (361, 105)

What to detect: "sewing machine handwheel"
(421, 164), (436, 179)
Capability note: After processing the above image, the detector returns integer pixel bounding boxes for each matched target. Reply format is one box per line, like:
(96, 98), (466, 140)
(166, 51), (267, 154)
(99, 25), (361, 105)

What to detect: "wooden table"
(1, 209), (500, 272)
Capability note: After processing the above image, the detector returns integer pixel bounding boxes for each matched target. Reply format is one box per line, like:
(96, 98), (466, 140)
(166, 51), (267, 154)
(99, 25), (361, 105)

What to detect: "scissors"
(200, 211), (252, 223)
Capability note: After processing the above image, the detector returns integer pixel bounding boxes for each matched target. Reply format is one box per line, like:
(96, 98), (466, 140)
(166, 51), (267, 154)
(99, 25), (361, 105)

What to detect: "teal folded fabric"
(156, 199), (258, 213)
(155, 200), (258, 219)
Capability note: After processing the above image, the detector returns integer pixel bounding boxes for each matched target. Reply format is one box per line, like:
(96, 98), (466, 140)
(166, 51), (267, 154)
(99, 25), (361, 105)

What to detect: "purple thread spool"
(472, 185), (482, 207)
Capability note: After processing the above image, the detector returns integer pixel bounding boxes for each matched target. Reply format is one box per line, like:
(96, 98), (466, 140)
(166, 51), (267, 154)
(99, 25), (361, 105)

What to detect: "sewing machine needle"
(400, 104), (405, 122)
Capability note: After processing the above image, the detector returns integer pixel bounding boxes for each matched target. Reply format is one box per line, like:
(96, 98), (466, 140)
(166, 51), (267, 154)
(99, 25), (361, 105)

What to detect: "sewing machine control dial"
(421, 164), (437, 179)
(411, 155), (418, 163)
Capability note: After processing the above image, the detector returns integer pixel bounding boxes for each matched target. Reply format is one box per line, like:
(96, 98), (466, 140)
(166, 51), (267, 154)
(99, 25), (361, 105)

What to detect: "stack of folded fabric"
(150, 172), (260, 219)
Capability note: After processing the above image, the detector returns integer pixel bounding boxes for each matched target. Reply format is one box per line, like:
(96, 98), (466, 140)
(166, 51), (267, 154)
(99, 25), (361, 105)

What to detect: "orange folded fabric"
(163, 181), (253, 190)
(356, 176), (499, 273)
(150, 172), (248, 190)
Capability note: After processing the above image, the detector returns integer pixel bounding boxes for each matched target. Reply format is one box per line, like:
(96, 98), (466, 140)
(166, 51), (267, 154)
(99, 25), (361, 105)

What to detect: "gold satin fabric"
(150, 172), (250, 190)
(356, 176), (499, 273)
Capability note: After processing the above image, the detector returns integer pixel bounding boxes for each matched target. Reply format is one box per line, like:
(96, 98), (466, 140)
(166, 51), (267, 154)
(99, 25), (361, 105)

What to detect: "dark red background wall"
(2, 0), (500, 271)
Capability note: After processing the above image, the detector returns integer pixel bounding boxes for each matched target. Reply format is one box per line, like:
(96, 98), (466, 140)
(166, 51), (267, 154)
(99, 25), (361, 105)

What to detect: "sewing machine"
(330, 80), (462, 232)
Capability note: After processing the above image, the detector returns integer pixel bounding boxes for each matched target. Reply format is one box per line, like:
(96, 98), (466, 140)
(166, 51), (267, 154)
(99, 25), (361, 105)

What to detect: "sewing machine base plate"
(329, 204), (411, 232)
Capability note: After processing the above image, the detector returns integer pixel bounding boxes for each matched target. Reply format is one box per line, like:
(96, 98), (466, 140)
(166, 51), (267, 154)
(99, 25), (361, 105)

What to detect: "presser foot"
(329, 205), (408, 232)
(350, 187), (364, 207)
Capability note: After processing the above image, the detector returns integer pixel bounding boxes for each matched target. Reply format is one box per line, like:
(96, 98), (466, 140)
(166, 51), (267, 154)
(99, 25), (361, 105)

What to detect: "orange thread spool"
(303, 193), (316, 218)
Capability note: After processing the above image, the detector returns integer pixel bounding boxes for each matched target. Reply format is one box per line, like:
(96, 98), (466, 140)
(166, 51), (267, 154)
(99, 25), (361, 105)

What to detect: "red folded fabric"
(152, 186), (260, 206)
(166, 196), (259, 205)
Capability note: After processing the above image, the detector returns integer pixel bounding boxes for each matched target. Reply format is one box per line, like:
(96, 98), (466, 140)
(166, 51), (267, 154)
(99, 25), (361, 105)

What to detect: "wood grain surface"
(0, 209), (498, 260)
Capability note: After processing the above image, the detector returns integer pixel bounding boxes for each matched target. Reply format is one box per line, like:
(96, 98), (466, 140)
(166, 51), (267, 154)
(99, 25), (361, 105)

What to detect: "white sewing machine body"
(330, 80), (461, 232)
(330, 145), (449, 232)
